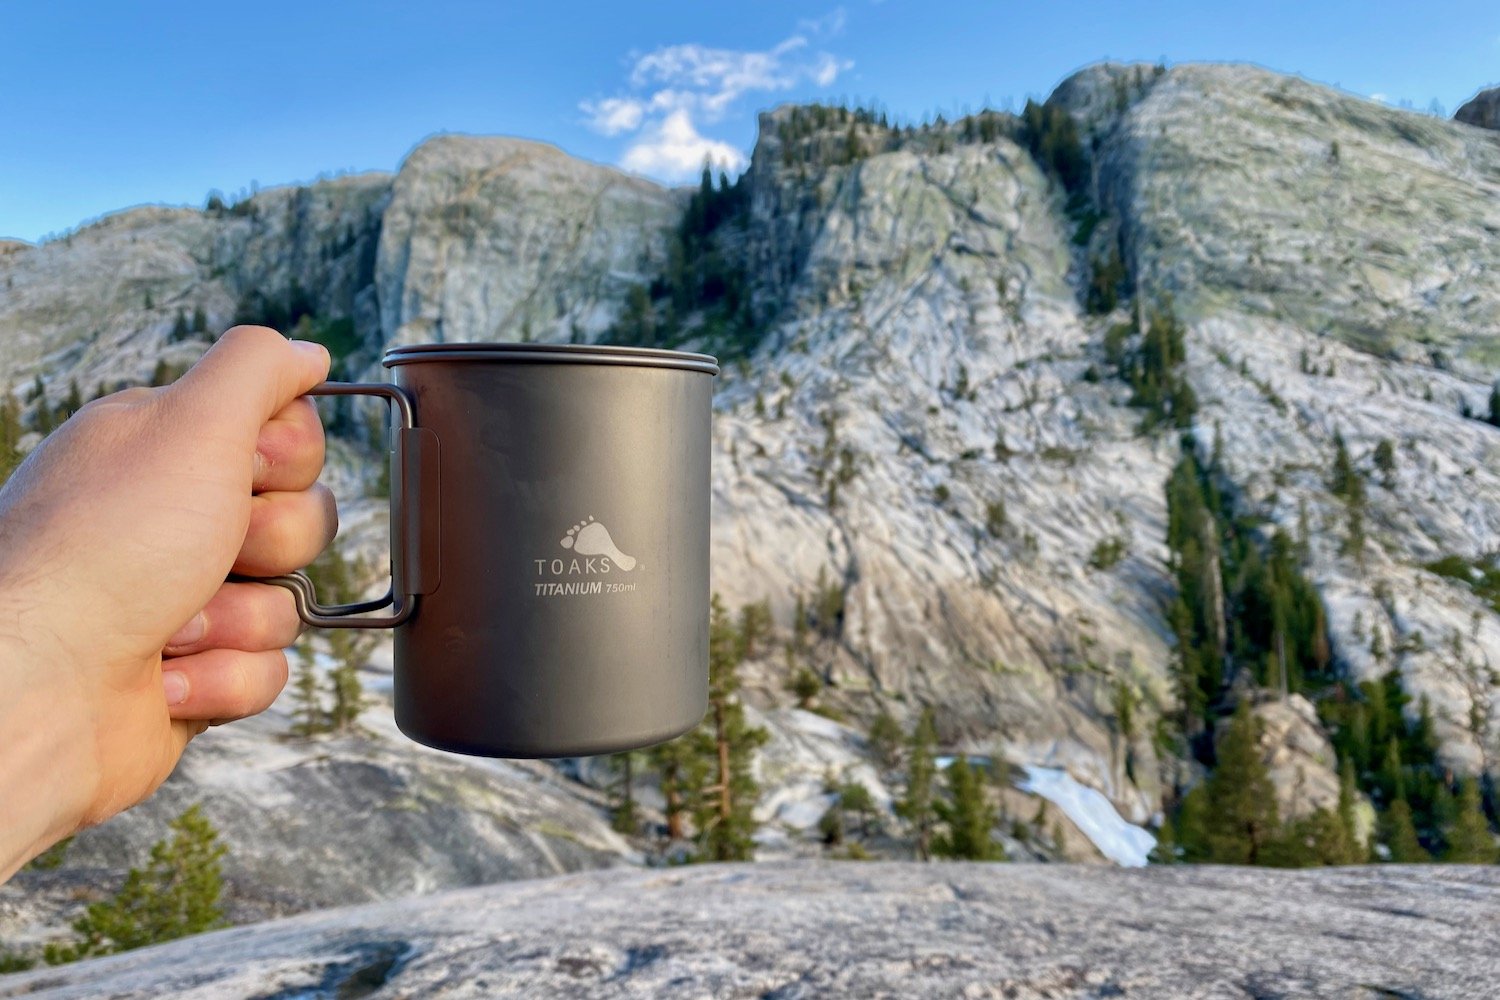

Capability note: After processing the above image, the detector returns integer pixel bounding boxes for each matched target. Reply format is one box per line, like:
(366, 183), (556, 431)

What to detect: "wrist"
(0, 631), (96, 882)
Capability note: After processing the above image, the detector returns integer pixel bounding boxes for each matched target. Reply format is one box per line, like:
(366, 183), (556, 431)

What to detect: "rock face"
(1054, 64), (1500, 774)
(4, 861), (1497, 999)
(1456, 86), (1500, 131)
(376, 135), (679, 349)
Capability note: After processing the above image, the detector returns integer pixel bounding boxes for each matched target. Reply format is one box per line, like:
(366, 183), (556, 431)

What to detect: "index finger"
(165, 326), (330, 450)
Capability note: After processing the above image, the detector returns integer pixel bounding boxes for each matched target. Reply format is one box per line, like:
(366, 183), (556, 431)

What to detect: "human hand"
(0, 327), (333, 880)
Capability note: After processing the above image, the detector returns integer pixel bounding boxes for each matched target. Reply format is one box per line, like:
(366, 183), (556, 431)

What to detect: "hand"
(0, 327), (333, 881)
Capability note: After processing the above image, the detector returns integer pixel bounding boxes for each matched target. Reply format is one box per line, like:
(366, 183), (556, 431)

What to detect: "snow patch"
(1018, 765), (1156, 867)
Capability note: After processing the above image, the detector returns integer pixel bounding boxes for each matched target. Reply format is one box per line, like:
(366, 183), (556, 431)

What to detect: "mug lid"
(383, 342), (719, 376)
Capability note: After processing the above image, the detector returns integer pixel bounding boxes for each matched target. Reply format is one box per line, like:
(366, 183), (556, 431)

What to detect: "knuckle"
(266, 590), (301, 645)
(222, 324), (285, 346)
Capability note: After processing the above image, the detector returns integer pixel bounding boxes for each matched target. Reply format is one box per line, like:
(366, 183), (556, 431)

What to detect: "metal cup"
(265, 343), (718, 758)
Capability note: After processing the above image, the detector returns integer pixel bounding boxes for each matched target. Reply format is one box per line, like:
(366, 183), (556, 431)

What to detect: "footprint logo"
(561, 516), (637, 571)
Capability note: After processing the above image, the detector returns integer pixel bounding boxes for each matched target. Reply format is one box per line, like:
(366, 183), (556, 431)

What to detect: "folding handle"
(258, 381), (440, 629)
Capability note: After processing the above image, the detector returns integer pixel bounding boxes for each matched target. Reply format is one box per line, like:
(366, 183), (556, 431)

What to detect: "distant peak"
(1455, 86), (1500, 131)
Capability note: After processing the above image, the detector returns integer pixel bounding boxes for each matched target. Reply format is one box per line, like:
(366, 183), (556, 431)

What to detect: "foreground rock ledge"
(3, 861), (1496, 998)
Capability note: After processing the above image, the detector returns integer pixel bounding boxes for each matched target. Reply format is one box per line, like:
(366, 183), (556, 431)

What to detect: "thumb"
(167, 326), (331, 447)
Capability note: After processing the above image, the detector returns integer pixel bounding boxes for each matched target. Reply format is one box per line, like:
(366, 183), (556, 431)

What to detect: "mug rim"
(383, 342), (719, 376)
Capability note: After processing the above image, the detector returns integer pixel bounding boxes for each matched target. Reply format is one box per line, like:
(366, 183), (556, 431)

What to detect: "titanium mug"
(261, 343), (719, 758)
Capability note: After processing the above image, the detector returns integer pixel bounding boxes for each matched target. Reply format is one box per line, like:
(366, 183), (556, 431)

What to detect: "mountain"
(1457, 85), (1500, 132)
(4, 861), (1498, 998)
(2, 60), (1499, 941)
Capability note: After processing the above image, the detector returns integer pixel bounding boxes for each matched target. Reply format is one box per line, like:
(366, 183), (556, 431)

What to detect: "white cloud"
(1371, 92), (1390, 104)
(581, 10), (853, 183)
(812, 52), (853, 87)
(798, 7), (848, 37)
(620, 109), (747, 180)
(581, 97), (645, 135)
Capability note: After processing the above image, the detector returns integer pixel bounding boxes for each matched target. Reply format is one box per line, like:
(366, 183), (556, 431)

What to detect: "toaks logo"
(559, 516), (636, 570)
(532, 517), (639, 597)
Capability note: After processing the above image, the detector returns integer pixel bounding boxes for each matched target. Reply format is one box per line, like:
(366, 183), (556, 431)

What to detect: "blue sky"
(4, 1), (1497, 243)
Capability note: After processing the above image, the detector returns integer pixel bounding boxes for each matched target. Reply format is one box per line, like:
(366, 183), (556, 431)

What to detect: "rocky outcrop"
(5, 861), (1497, 999)
(1456, 86), (1500, 131)
(1047, 64), (1500, 774)
(375, 135), (680, 349)
(0, 659), (636, 953)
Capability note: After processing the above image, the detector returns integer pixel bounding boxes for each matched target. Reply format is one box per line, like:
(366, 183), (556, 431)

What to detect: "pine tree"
(897, 707), (938, 860)
(648, 736), (693, 841)
(867, 708), (904, 770)
(307, 546), (375, 732)
(737, 600), (772, 660)
(688, 594), (769, 861)
(1489, 382), (1500, 428)
(1444, 777), (1497, 863)
(0, 390), (23, 484)
(191, 306), (207, 333)
(46, 805), (225, 962)
(31, 379), (53, 434)
(1268, 807), (1352, 867)
(932, 757), (1003, 860)
(1149, 812), (1180, 864)
(1172, 784), (1212, 862)
(289, 638), (326, 737)
(1329, 431), (1358, 498)
(610, 752), (639, 835)
(1382, 797), (1429, 862)
(171, 310), (190, 341)
(61, 379), (82, 422)
(837, 779), (876, 840)
(1204, 702), (1279, 864)
(786, 665), (821, 709)
(1337, 756), (1367, 862)
(1373, 439), (1396, 489)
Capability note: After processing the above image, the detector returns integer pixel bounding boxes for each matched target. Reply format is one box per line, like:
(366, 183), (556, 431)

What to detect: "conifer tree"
(1204, 702), (1279, 864)
(1150, 812), (1180, 864)
(171, 310), (190, 341)
(324, 641), (364, 734)
(688, 594), (769, 861)
(31, 380), (53, 434)
(610, 752), (639, 835)
(306, 545), (375, 732)
(786, 659), (822, 710)
(1171, 784), (1212, 862)
(1382, 797), (1429, 862)
(1489, 382), (1500, 428)
(648, 736), (693, 841)
(289, 638), (326, 737)
(1337, 756), (1367, 862)
(191, 306), (207, 333)
(932, 757), (1003, 860)
(0, 390), (23, 484)
(1444, 777), (1497, 863)
(837, 778), (877, 840)
(737, 600), (772, 660)
(1373, 439), (1396, 489)
(1268, 807), (1353, 867)
(867, 707), (904, 770)
(62, 380), (82, 422)
(46, 805), (225, 962)
(897, 707), (939, 860)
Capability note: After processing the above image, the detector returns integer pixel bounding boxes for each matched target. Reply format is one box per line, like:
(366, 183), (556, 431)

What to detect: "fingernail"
(167, 613), (206, 649)
(290, 340), (329, 362)
(162, 671), (190, 706)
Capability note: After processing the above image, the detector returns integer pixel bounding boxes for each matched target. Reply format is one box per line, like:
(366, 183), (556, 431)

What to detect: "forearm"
(0, 648), (93, 883)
